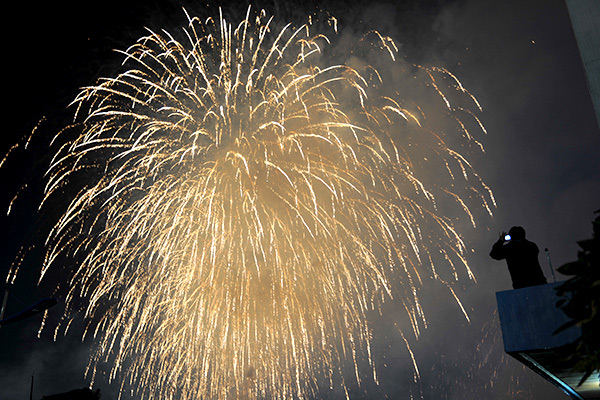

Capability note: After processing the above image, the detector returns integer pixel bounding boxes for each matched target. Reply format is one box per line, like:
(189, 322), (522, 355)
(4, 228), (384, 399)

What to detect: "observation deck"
(496, 282), (599, 399)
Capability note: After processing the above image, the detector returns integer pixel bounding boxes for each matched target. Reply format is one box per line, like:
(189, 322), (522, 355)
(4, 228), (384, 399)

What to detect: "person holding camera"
(490, 226), (548, 289)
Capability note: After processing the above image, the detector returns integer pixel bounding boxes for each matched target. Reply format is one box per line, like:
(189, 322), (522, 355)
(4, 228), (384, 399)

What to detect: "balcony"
(496, 282), (599, 399)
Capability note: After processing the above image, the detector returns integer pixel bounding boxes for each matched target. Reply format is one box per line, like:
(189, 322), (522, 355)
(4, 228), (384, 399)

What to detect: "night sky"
(1, 0), (598, 399)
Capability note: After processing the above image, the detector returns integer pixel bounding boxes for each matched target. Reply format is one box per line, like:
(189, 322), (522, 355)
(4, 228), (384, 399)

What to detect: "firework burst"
(10, 7), (494, 399)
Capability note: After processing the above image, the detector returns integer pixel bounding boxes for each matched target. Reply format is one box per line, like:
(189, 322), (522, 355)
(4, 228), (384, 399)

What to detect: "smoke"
(0, 330), (90, 399)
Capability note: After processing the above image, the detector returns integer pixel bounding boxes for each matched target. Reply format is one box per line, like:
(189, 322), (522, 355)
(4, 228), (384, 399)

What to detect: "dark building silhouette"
(41, 388), (100, 400)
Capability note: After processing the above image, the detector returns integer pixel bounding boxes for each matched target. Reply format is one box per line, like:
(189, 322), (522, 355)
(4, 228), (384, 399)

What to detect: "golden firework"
(28, 7), (494, 399)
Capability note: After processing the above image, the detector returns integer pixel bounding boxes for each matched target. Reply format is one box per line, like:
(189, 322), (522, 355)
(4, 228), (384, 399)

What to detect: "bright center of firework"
(35, 8), (493, 400)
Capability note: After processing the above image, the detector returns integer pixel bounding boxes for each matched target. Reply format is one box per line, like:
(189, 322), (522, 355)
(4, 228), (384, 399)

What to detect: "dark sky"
(1, 0), (598, 399)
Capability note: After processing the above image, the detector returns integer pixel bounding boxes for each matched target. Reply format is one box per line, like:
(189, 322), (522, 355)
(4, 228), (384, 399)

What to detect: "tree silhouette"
(555, 210), (600, 385)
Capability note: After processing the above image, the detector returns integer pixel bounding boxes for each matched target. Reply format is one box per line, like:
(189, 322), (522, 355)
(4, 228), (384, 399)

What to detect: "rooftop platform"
(496, 282), (599, 399)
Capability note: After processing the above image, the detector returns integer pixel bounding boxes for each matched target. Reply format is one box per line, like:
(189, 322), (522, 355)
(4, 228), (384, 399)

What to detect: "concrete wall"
(565, 0), (600, 128)
(496, 282), (581, 353)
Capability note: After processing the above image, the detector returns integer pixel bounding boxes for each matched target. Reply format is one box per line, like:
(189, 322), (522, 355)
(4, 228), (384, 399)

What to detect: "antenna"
(30, 372), (35, 400)
(544, 248), (557, 283)
(0, 283), (10, 333)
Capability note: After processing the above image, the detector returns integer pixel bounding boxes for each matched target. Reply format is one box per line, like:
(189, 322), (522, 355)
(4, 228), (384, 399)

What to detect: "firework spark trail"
(20, 7), (494, 399)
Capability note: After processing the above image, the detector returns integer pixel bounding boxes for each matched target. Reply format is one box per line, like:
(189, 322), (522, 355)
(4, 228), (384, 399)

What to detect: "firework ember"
(12, 7), (494, 400)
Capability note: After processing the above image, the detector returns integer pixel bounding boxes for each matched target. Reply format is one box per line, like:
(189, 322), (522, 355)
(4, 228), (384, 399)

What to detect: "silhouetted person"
(490, 226), (547, 289)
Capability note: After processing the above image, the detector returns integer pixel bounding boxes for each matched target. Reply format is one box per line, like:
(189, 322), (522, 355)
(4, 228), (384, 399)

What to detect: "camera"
(504, 234), (511, 241)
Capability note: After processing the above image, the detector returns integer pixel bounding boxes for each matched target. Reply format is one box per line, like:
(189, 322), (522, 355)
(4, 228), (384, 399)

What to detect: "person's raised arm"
(490, 231), (507, 260)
